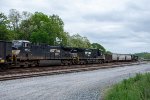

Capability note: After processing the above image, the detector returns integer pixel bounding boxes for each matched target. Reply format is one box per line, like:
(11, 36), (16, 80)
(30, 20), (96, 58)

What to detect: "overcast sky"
(0, 0), (150, 53)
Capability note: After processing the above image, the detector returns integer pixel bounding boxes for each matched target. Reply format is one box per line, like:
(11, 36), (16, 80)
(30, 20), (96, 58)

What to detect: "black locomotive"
(0, 40), (138, 68)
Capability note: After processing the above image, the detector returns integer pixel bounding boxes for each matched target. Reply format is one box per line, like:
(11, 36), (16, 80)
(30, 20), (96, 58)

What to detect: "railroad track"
(0, 62), (145, 81)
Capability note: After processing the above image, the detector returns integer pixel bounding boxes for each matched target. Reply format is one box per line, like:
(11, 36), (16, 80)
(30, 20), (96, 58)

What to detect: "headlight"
(0, 59), (5, 63)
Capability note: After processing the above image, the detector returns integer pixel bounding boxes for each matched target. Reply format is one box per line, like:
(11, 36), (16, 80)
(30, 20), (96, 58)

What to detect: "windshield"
(12, 41), (22, 48)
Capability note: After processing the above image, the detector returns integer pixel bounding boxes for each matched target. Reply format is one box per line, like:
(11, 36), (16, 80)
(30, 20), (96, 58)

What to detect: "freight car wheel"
(27, 61), (38, 67)
(79, 60), (85, 65)
(83, 60), (87, 65)
(34, 60), (40, 67)
(28, 64), (32, 67)
(0, 64), (9, 71)
(0, 64), (5, 71)
(68, 61), (72, 65)
(20, 65), (25, 67)
(98, 60), (103, 64)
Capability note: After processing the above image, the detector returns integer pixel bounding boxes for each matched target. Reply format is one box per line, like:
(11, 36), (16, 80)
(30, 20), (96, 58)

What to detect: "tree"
(105, 51), (112, 54)
(91, 43), (106, 53)
(0, 13), (9, 40)
(18, 12), (51, 43)
(22, 11), (32, 20)
(8, 9), (21, 31)
(69, 34), (91, 48)
(82, 37), (91, 48)
(30, 30), (49, 44)
(23, 12), (65, 45)
(59, 32), (70, 46)
(135, 52), (150, 59)
(48, 14), (64, 45)
(0, 9), (107, 52)
(69, 34), (84, 48)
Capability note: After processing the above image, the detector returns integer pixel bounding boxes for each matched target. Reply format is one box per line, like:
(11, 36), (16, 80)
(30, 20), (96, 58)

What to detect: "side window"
(98, 50), (102, 56)
(22, 42), (25, 47)
(23, 42), (30, 48)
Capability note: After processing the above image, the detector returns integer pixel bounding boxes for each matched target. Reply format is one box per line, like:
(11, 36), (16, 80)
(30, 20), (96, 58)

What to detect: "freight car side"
(104, 54), (112, 63)
(118, 54), (126, 61)
(126, 55), (132, 61)
(111, 53), (133, 62)
(0, 41), (12, 68)
(0, 41), (5, 65)
(112, 53), (118, 61)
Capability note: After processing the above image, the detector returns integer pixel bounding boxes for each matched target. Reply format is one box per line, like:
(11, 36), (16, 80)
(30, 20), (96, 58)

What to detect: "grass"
(104, 73), (150, 100)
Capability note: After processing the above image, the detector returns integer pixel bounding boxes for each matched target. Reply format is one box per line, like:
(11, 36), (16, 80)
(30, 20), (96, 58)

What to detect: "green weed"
(104, 73), (150, 100)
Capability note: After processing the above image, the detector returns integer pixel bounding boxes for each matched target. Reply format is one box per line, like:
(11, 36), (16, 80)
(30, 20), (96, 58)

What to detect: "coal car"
(0, 40), (12, 68)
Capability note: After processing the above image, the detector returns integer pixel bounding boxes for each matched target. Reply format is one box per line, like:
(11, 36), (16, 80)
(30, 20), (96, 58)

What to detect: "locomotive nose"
(12, 46), (20, 55)
(12, 50), (20, 55)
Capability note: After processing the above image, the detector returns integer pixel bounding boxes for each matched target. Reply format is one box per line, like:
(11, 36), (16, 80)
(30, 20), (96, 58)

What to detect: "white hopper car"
(112, 53), (132, 61)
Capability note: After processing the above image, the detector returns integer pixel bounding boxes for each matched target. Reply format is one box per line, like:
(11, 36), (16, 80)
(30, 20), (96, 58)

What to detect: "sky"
(0, 0), (150, 53)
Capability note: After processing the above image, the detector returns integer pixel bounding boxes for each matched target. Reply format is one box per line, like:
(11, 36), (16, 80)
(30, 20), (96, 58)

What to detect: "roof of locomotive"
(12, 40), (30, 43)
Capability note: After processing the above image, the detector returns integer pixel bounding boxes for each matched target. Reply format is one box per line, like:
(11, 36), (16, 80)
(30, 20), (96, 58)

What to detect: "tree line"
(135, 52), (150, 59)
(0, 9), (106, 52)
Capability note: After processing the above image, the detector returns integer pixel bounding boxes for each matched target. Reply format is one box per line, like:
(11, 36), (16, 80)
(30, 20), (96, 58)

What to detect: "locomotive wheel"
(60, 60), (63, 65)
(20, 65), (25, 67)
(61, 60), (66, 66)
(28, 64), (32, 67)
(82, 61), (85, 65)
(68, 61), (72, 66)
(80, 61), (84, 65)
(60, 61), (64, 66)
(79, 62), (82, 65)
(35, 61), (40, 67)
(98, 60), (102, 64)
(65, 62), (68, 66)
(85, 61), (88, 64)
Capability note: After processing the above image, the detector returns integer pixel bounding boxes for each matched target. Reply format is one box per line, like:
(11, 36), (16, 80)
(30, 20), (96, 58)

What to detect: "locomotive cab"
(12, 40), (31, 61)
(12, 40), (30, 49)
